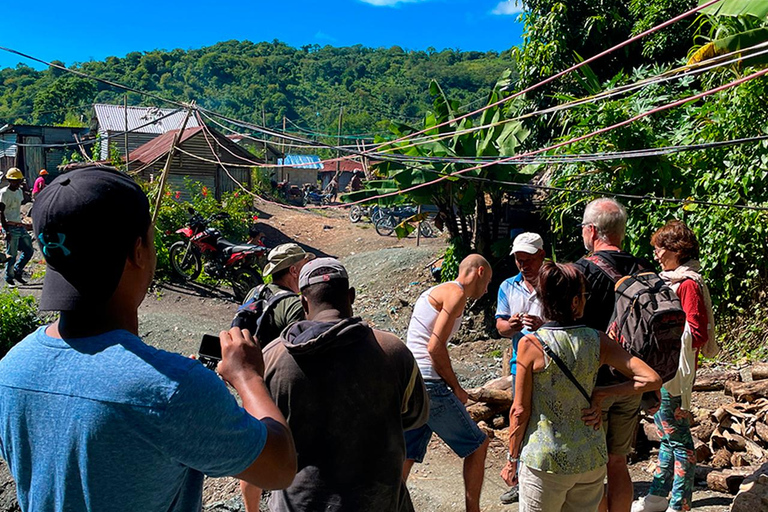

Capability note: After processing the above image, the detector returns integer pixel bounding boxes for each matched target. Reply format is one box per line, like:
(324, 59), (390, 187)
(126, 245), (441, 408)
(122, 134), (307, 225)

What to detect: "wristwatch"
(506, 453), (519, 463)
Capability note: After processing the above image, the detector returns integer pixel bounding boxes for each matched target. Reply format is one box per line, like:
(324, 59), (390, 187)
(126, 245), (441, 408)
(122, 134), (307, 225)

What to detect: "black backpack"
(231, 284), (298, 345)
(587, 255), (685, 383)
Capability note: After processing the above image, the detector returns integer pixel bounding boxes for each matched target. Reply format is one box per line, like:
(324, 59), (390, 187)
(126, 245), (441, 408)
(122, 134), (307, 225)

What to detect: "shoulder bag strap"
(533, 332), (592, 405)
(586, 254), (623, 283)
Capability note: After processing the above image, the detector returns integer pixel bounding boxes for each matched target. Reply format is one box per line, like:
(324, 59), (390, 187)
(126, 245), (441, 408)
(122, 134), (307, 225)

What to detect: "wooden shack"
(127, 126), (254, 200)
(275, 154), (322, 187)
(0, 124), (90, 183)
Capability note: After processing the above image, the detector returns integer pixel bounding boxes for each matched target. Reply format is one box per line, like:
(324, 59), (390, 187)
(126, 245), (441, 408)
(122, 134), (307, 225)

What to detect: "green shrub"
(0, 290), (40, 358)
(441, 237), (470, 282)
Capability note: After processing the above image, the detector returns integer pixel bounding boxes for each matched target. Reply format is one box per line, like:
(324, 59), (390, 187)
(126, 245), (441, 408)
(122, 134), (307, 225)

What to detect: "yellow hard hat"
(5, 168), (23, 181)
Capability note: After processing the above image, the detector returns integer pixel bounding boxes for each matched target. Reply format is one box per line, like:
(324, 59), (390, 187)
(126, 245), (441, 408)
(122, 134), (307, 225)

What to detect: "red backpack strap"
(585, 254), (623, 283)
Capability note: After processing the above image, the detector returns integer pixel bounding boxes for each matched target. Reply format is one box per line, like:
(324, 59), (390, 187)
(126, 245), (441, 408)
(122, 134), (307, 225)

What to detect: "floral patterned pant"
(648, 388), (695, 511)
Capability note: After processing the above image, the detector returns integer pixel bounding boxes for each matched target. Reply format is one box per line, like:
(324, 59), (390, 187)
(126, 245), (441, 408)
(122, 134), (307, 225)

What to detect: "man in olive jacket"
(241, 258), (428, 512)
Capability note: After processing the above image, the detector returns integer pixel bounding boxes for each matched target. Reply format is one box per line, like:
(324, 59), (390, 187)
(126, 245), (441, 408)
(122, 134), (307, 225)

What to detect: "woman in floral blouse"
(501, 261), (661, 512)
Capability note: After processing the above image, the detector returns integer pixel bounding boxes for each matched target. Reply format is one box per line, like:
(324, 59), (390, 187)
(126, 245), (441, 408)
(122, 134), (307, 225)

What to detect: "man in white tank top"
(403, 254), (493, 512)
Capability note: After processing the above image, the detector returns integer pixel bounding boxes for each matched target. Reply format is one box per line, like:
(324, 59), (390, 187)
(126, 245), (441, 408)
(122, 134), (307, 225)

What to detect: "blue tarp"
(278, 154), (323, 169)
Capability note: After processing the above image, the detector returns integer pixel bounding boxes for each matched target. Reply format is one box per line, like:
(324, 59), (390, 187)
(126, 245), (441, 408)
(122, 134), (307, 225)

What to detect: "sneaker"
(500, 486), (519, 504)
(14, 274), (27, 285)
(4, 277), (15, 287)
(631, 495), (669, 512)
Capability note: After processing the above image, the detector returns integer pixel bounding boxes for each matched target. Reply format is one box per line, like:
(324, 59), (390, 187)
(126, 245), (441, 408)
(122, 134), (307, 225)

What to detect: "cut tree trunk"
(726, 380), (768, 403)
(467, 403), (508, 423)
(753, 363), (768, 381)
(707, 467), (759, 494)
(467, 388), (512, 407)
(695, 436), (712, 462)
(694, 370), (741, 391)
(711, 448), (733, 469)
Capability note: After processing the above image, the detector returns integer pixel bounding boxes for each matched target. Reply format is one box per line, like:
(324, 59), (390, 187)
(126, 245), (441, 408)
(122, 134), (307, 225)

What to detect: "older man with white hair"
(574, 197), (653, 512)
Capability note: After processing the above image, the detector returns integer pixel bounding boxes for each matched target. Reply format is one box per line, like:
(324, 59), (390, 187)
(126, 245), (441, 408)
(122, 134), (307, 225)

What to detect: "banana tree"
(689, 0), (768, 65)
(343, 71), (533, 257)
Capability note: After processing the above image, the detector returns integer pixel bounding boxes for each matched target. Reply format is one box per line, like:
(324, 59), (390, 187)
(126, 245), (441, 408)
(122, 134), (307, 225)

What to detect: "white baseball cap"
(511, 232), (544, 255)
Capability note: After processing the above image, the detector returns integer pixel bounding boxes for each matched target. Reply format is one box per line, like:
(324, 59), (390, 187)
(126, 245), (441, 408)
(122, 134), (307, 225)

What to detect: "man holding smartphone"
(495, 232), (545, 505)
(0, 167), (296, 512)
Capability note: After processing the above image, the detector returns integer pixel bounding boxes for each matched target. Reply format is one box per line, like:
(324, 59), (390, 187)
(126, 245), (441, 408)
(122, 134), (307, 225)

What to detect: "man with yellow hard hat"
(1, 168), (34, 286)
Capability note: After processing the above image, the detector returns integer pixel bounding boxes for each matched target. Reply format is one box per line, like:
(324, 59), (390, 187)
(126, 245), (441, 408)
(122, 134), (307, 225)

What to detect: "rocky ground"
(0, 199), (736, 511)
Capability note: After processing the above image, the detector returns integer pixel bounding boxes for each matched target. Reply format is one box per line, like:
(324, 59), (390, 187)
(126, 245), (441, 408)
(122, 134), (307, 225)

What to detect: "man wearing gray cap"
(232, 243), (314, 347)
(241, 257), (428, 512)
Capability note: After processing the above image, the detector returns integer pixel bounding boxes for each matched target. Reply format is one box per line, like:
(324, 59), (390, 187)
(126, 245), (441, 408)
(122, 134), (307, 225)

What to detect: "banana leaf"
(688, 28), (768, 64)
(699, 0), (768, 18)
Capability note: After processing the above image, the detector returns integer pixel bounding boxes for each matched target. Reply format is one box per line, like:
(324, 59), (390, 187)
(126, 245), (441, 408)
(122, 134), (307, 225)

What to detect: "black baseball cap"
(31, 166), (151, 311)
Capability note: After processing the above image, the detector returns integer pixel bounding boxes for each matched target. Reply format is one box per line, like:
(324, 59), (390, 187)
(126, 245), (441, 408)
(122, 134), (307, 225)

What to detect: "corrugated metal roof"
(93, 103), (200, 134)
(319, 159), (366, 173)
(128, 127), (204, 165)
(0, 133), (17, 158)
(277, 154), (323, 169)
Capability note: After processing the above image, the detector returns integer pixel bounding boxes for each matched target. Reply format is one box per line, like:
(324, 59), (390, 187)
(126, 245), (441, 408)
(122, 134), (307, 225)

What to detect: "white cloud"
(491, 0), (524, 15)
(359, 0), (420, 7)
(315, 31), (338, 43)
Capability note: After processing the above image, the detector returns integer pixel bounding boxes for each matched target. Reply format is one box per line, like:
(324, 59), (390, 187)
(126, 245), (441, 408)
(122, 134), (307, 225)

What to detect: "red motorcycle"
(169, 208), (266, 302)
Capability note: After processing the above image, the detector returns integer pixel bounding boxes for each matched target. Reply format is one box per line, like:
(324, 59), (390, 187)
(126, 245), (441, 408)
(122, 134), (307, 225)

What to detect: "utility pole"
(152, 104), (194, 225)
(282, 116), (287, 156)
(124, 94), (129, 170)
(336, 106), (344, 174)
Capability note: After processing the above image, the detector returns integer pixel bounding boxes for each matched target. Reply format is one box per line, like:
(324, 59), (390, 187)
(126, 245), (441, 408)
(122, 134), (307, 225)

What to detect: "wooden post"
(282, 116), (287, 156)
(151, 105), (194, 225)
(416, 204), (422, 247)
(123, 94), (129, 170)
(336, 106), (343, 174)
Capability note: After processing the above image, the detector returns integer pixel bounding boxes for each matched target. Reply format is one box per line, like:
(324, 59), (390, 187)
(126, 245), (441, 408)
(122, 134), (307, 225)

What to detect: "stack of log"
(465, 375), (513, 443)
(637, 364), (768, 498)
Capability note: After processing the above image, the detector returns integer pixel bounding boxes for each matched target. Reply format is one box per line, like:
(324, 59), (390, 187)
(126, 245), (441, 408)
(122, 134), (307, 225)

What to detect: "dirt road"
(2, 200), (734, 511)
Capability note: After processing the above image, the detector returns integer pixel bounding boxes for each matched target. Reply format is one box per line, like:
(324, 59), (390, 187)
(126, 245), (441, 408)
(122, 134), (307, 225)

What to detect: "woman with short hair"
(501, 261), (661, 512)
(632, 220), (717, 512)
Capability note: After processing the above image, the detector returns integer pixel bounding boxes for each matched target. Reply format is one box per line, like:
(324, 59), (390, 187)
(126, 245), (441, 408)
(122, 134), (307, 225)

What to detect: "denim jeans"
(5, 227), (33, 280)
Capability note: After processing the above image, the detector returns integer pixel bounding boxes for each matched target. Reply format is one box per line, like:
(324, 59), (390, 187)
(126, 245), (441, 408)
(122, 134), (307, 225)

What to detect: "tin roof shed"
(92, 104), (200, 134)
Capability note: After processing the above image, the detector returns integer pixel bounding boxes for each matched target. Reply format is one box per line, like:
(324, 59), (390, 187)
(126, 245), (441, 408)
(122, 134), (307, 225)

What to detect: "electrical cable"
(0, 107), (185, 148)
(367, 41), (768, 156)
(263, 64), (768, 211)
(0, 46), (187, 110)
(458, 173), (768, 211)
(370, 0), (725, 151)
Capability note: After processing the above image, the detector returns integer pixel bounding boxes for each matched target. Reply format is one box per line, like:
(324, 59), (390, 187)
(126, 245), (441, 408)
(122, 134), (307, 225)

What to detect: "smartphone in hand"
(198, 334), (222, 371)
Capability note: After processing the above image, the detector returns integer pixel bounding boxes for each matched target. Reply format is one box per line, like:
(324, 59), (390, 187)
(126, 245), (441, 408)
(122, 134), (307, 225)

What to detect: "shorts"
(519, 463), (606, 512)
(404, 380), (487, 462)
(601, 394), (642, 456)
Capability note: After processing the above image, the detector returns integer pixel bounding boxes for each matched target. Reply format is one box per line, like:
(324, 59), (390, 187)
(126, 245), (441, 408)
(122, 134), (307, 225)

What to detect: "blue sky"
(0, 0), (524, 70)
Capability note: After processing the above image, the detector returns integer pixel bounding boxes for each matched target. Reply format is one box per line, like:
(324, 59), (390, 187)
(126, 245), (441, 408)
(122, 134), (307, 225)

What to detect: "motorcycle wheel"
(169, 241), (202, 281)
(232, 267), (263, 303)
(375, 215), (396, 237)
(349, 205), (362, 223)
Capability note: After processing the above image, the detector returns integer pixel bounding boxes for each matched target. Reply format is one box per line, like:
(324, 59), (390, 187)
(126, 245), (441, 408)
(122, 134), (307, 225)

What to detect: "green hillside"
(0, 40), (515, 138)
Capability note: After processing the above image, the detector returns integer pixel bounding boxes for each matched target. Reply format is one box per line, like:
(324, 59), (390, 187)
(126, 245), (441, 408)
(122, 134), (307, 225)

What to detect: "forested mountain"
(0, 40), (515, 137)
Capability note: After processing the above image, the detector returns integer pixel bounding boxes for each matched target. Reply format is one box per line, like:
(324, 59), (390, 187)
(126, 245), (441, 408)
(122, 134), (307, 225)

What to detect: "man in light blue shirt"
(0, 167), (296, 512)
(495, 232), (545, 505)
